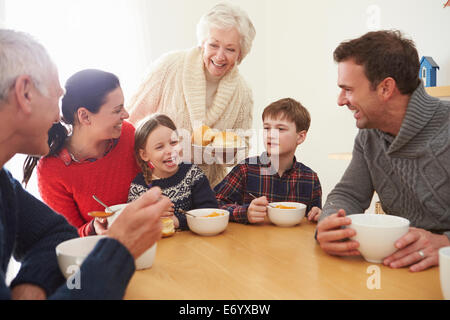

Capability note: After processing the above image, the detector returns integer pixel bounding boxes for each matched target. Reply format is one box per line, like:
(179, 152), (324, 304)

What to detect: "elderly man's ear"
(13, 75), (35, 115)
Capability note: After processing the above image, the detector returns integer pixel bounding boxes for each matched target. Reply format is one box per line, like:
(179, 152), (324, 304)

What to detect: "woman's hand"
(94, 218), (108, 235)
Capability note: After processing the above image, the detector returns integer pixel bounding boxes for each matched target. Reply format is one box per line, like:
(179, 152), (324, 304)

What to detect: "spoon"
(92, 195), (115, 212)
(178, 209), (196, 218)
(248, 193), (276, 208)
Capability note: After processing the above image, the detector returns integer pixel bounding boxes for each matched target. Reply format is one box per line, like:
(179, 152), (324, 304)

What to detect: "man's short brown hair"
(333, 30), (420, 95)
(262, 98), (311, 132)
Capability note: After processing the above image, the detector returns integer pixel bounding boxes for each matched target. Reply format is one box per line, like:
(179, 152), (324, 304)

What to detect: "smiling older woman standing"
(127, 3), (256, 187)
(24, 69), (140, 237)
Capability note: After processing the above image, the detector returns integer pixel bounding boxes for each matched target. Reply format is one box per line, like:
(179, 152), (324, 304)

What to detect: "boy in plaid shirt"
(214, 98), (322, 224)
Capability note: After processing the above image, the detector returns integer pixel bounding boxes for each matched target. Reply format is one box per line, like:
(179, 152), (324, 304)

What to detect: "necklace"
(67, 138), (114, 162)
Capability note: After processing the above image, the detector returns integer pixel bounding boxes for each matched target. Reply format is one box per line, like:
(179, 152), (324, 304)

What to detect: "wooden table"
(124, 219), (443, 300)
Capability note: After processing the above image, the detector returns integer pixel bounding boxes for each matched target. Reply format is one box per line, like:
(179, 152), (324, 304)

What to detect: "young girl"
(129, 114), (218, 230)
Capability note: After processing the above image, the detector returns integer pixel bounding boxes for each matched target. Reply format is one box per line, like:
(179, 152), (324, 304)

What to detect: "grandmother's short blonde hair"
(196, 2), (256, 64)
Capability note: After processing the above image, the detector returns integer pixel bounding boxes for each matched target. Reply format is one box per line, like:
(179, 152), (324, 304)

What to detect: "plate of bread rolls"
(191, 125), (246, 165)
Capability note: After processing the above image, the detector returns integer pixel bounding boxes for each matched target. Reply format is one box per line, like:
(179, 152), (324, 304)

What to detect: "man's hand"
(11, 283), (46, 300)
(247, 196), (268, 224)
(107, 187), (170, 259)
(383, 227), (450, 272)
(316, 209), (360, 256)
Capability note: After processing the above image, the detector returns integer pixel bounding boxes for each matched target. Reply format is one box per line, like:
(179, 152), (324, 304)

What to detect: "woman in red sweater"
(24, 69), (140, 236)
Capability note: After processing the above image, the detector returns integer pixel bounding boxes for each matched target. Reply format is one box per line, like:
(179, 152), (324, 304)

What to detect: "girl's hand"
(161, 203), (175, 218)
(307, 207), (322, 222)
(172, 214), (180, 228)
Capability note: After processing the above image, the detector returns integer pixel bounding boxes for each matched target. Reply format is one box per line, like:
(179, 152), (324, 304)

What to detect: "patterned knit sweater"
(321, 84), (450, 240)
(37, 121), (140, 236)
(127, 163), (218, 230)
(126, 47), (254, 187)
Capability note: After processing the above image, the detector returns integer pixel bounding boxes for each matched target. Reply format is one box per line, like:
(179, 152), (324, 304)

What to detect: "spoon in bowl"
(248, 193), (276, 208)
(178, 209), (196, 218)
(92, 195), (112, 211)
(90, 195), (120, 218)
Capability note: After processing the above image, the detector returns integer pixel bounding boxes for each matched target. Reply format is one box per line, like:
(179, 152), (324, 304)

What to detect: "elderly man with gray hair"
(127, 2), (256, 187)
(0, 29), (170, 299)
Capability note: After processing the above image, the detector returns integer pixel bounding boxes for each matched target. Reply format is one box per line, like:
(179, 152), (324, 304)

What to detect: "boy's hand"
(307, 206), (322, 222)
(247, 196), (268, 224)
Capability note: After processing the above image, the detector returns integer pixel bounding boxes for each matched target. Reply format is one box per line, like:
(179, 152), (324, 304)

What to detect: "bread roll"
(191, 125), (217, 146)
(161, 217), (175, 237)
(211, 131), (242, 148)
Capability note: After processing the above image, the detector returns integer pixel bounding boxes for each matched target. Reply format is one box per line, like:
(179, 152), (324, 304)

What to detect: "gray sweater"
(321, 84), (450, 240)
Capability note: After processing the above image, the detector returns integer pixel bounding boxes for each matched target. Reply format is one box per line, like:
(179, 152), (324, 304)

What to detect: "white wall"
(259, 0), (450, 206)
(0, 0), (5, 27)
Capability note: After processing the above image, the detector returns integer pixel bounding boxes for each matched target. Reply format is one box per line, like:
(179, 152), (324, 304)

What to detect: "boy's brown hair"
(262, 98), (311, 132)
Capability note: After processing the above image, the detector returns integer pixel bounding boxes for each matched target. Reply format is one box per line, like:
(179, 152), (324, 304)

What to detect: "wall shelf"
(425, 85), (450, 97)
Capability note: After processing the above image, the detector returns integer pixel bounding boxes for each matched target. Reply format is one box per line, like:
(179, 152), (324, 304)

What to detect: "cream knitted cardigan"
(127, 47), (254, 187)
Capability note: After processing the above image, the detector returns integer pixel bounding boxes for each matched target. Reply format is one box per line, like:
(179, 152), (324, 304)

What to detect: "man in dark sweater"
(316, 30), (450, 272)
(0, 29), (170, 299)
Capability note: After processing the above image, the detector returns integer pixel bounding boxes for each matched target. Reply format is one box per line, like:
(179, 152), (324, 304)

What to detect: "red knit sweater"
(37, 121), (140, 237)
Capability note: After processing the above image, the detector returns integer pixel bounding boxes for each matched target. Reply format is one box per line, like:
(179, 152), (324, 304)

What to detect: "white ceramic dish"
(439, 246), (450, 300)
(186, 208), (230, 236)
(56, 234), (157, 276)
(349, 214), (410, 263)
(267, 202), (307, 227)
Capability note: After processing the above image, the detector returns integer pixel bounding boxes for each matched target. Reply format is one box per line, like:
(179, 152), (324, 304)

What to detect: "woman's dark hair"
(134, 114), (178, 185)
(22, 69), (120, 186)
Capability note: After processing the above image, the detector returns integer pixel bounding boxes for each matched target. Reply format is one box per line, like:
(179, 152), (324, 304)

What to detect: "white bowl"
(439, 246), (450, 300)
(105, 203), (127, 226)
(267, 202), (306, 227)
(349, 214), (410, 263)
(56, 235), (106, 278)
(186, 208), (229, 236)
(105, 203), (157, 270)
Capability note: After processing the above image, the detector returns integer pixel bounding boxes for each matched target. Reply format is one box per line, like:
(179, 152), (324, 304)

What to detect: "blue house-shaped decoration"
(419, 56), (439, 87)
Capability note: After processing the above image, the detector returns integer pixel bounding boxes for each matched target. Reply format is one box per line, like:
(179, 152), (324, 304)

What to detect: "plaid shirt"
(214, 153), (322, 224)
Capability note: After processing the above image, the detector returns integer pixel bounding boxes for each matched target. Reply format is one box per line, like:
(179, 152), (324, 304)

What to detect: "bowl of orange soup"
(267, 202), (306, 227)
(186, 208), (229, 236)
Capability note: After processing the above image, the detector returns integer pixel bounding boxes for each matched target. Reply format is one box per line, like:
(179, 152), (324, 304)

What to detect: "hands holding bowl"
(316, 209), (450, 272)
